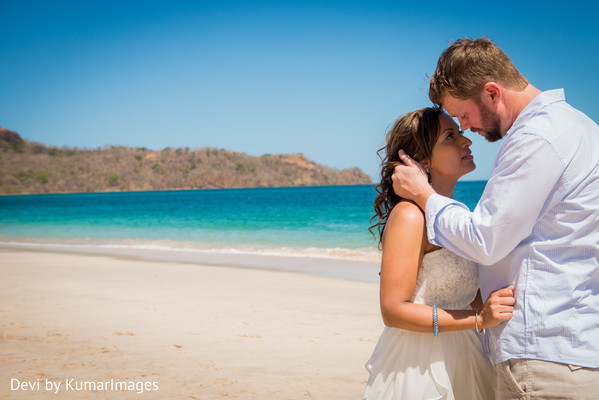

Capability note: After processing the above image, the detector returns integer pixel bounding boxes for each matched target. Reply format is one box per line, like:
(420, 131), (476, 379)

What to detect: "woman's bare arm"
(379, 201), (514, 333)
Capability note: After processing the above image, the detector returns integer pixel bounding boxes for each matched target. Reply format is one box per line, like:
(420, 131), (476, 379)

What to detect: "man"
(392, 37), (599, 399)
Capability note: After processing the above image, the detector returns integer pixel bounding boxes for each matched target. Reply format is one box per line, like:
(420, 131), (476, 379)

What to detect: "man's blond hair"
(429, 37), (529, 106)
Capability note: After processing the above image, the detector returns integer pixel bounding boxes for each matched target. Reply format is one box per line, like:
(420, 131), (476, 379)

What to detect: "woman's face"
(428, 113), (476, 180)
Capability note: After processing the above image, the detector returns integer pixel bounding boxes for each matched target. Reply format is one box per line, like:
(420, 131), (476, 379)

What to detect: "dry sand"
(0, 249), (383, 399)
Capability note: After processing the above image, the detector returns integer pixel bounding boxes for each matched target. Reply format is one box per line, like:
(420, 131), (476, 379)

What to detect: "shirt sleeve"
(425, 133), (565, 265)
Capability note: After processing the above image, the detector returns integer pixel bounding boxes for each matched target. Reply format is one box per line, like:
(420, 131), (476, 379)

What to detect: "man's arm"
(394, 134), (565, 265)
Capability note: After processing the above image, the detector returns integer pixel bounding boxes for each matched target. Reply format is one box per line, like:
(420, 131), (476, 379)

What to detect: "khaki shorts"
(495, 359), (599, 400)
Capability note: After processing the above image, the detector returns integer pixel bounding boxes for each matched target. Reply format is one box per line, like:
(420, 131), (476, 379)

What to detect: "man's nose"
(458, 118), (469, 131)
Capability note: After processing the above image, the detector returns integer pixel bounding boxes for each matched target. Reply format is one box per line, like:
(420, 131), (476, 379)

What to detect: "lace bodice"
(411, 248), (479, 310)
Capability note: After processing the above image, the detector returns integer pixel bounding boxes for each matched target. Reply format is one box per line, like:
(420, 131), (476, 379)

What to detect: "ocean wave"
(0, 238), (382, 263)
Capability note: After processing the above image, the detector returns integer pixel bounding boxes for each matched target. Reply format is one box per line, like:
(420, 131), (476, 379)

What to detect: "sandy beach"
(0, 248), (383, 399)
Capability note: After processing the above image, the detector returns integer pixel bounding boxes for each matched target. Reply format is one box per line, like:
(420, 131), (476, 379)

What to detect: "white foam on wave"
(0, 238), (382, 263)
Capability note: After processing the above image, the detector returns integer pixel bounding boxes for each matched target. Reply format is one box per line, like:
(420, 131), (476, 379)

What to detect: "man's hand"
(391, 150), (435, 210)
(478, 286), (515, 329)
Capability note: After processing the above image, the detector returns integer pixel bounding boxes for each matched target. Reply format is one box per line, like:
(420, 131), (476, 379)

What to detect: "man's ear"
(482, 82), (501, 105)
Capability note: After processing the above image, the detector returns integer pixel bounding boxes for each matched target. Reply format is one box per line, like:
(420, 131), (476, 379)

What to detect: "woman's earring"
(425, 168), (430, 174)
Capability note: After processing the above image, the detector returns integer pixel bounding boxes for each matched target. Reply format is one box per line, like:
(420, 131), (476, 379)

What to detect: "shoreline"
(0, 181), (490, 197)
(0, 249), (383, 399)
(0, 241), (381, 284)
(0, 183), (376, 197)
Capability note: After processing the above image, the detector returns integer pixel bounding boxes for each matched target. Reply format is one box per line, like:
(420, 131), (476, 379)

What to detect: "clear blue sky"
(1, 0), (598, 181)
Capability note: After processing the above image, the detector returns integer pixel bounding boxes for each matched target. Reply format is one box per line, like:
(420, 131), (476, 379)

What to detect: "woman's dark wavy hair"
(369, 107), (443, 248)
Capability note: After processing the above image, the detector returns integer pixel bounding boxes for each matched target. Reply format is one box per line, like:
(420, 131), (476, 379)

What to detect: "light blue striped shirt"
(426, 89), (599, 367)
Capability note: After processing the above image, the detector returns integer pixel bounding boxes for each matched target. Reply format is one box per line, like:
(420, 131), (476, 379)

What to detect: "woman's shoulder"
(387, 200), (425, 227)
(382, 200), (428, 254)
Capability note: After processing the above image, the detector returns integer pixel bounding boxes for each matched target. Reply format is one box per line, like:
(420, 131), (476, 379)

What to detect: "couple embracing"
(363, 38), (599, 400)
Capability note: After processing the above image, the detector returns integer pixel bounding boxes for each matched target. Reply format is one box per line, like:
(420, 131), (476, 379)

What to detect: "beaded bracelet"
(432, 305), (439, 337)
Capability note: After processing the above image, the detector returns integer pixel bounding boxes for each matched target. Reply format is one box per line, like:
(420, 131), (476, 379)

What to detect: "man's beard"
(477, 102), (503, 142)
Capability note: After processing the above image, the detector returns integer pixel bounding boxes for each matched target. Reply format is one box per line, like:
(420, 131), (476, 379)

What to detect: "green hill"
(0, 127), (372, 194)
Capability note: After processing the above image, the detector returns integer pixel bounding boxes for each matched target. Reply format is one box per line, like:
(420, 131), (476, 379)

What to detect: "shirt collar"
(504, 89), (565, 140)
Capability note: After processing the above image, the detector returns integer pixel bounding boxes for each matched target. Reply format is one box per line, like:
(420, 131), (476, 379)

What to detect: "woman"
(363, 108), (515, 399)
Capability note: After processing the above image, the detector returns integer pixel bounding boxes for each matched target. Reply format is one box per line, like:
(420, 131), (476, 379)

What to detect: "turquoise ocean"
(0, 182), (486, 263)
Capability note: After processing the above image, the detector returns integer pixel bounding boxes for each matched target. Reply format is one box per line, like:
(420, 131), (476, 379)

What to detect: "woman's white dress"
(362, 248), (494, 400)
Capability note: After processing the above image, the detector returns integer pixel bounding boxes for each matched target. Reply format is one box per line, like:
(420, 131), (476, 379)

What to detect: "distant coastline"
(0, 127), (372, 195)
